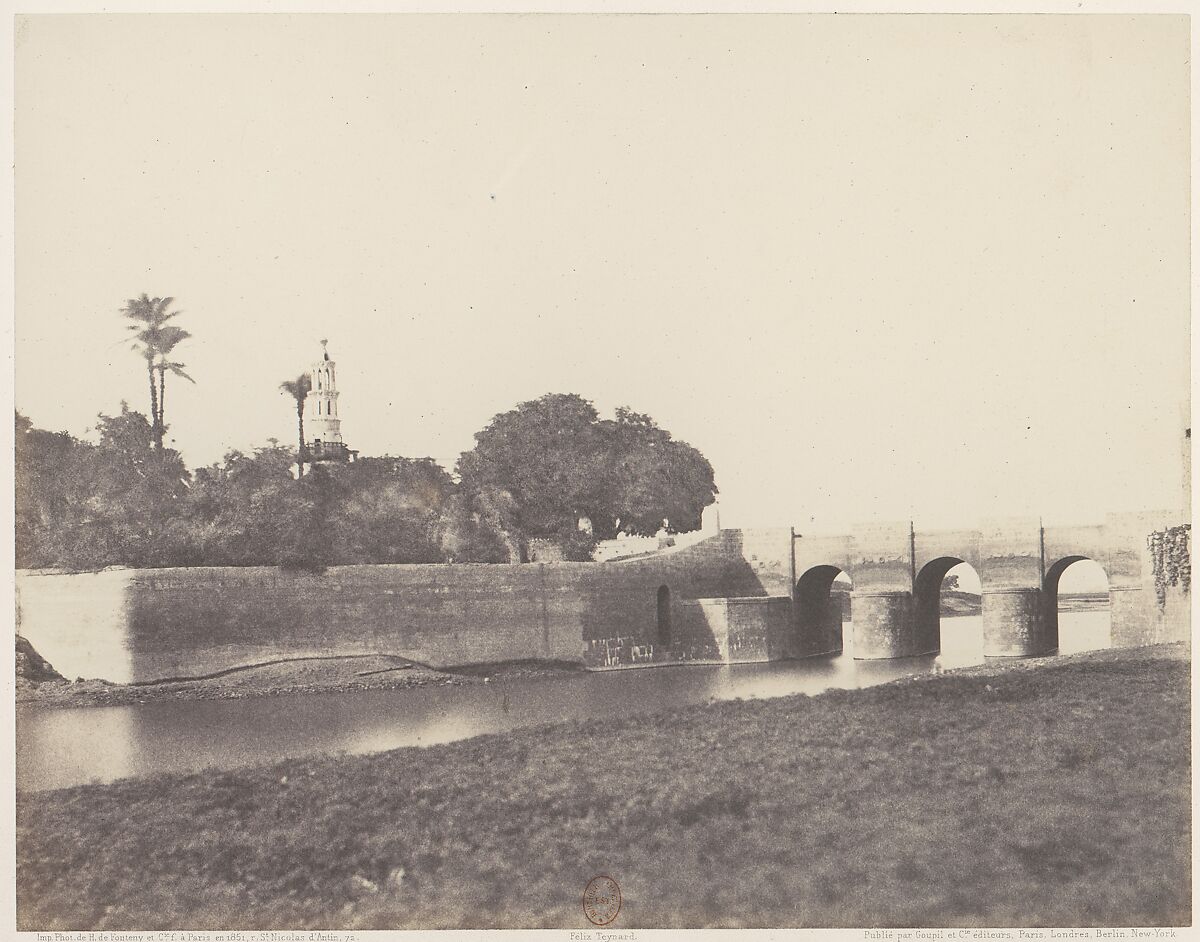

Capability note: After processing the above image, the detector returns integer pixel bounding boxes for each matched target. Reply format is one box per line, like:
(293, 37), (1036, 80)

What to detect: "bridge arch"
(793, 565), (851, 657)
(914, 556), (982, 656)
(1043, 556), (1111, 653)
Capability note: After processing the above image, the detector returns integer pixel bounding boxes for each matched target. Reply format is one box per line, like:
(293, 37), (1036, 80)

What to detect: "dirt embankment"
(15, 636), (64, 687)
(14, 636), (583, 709)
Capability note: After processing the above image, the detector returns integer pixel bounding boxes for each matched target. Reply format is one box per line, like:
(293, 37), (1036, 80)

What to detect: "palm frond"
(158, 361), (195, 383)
(279, 373), (313, 402)
(156, 325), (191, 355)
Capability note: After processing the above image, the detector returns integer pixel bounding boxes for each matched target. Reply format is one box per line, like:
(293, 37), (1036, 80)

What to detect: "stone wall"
(15, 513), (1185, 684)
(675, 597), (793, 663)
(577, 528), (794, 668)
(16, 528), (796, 683)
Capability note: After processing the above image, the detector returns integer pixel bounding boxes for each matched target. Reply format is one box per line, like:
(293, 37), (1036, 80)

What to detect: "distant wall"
(16, 528), (794, 683)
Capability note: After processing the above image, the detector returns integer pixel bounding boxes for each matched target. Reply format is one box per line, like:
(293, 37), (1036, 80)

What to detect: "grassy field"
(16, 645), (1190, 930)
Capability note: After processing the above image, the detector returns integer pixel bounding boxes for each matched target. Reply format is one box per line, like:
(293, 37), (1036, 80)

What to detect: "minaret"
(304, 340), (355, 462)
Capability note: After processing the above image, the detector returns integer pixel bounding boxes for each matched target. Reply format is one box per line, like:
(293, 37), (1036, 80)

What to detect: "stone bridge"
(787, 511), (1188, 659)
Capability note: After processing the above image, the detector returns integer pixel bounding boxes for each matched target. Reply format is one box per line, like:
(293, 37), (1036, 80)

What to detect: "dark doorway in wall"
(656, 585), (672, 647)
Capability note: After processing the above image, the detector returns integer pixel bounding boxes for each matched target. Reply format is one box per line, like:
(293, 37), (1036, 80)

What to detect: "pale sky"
(15, 13), (1190, 532)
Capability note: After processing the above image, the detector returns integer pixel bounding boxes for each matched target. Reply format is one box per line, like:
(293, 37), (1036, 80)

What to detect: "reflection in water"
(17, 612), (1111, 793)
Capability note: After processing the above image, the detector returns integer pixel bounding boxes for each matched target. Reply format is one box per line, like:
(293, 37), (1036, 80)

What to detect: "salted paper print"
(11, 12), (1191, 933)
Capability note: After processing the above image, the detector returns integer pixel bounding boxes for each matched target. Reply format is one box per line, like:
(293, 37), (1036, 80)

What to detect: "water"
(16, 612), (1110, 792)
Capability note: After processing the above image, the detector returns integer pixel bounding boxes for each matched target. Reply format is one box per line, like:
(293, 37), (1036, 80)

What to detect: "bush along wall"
(1148, 524), (1191, 609)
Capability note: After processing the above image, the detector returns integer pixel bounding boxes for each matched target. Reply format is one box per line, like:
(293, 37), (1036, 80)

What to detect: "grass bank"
(16, 645), (1190, 930)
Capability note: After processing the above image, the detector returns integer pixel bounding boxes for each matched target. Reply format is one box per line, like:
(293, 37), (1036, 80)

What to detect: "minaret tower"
(304, 340), (356, 462)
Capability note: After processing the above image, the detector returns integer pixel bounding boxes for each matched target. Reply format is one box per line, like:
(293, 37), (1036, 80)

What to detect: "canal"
(16, 611), (1110, 792)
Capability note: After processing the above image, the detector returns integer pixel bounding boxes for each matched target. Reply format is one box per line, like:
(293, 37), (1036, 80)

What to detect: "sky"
(14, 13), (1191, 534)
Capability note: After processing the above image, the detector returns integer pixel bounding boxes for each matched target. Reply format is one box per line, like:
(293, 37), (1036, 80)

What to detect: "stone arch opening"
(656, 585), (672, 648)
(914, 557), (982, 657)
(794, 565), (851, 657)
(1044, 557), (1111, 654)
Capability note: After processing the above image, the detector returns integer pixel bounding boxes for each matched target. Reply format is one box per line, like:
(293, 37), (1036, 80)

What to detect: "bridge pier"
(1110, 586), (1155, 647)
(851, 590), (938, 659)
(975, 518), (1055, 658)
(982, 587), (1056, 657)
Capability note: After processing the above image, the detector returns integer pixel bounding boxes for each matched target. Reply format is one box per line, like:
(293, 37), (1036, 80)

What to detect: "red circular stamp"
(583, 875), (622, 926)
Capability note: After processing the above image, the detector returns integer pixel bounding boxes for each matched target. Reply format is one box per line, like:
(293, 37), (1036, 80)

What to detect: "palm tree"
(122, 294), (192, 451)
(280, 373), (312, 475)
(154, 324), (194, 446)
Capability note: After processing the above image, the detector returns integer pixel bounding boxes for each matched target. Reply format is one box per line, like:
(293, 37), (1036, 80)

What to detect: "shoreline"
(15, 615), (1145, 711)
(16, 645), (586, 709)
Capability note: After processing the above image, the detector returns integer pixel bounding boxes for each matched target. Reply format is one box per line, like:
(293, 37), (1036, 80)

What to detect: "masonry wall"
(17, 514), (1185, 684)
(16, 528), (795, 683)
(18, 564), (571, 683)
(15, 569), (138, 683)
(579, 528), (794, 667)
(669, 597), (793, 665)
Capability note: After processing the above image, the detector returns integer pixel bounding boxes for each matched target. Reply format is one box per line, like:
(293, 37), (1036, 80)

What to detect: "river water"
(16, 612), (1110, 792)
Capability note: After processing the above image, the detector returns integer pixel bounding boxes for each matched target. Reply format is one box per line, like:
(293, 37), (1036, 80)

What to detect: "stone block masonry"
(16, 528), (795, 683)
(792, 511), (1189, 659)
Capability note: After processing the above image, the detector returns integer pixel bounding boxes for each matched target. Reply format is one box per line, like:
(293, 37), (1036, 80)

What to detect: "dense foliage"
(1147, 523), (1191, 609)
(16, 395), (717, 570)
(15, 411), (476, 570)
(456, 394), (718, 555)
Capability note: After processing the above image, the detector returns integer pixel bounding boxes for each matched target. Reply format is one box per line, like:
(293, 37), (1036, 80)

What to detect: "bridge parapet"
(913, 528), (983, 573)
(1042, 523), (1108, 575)
(977, 517), (1042, 589)
(791, 532), (853, 578)
(847, 520), (913, 593)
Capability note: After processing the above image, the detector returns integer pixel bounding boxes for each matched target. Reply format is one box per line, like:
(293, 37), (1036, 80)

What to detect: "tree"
(456, 393), (718, 558)
(86, 406), (191, 566)
(122, 294), (192, 450)
(597, 407), (717, 537)
(456, 393), (605, 558)
(154, 324), (195, 447)
(279, 373), (312, 475)
(15, 412), (90, 568)
(324, 456), (453, 564)
(436, 488), (517, 563)
(182, 443), (322, 568)
(16, 406), (191, 569)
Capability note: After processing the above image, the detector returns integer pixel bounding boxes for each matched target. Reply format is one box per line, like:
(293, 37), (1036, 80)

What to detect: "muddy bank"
(15, 637), (584, 709)
(15, 632), (1175, 711)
